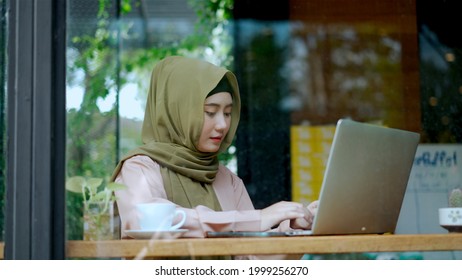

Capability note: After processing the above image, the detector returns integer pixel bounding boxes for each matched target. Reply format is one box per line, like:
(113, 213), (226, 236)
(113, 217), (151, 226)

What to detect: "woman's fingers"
(307, 200), (319, 216)
(261, 201), (308, 230)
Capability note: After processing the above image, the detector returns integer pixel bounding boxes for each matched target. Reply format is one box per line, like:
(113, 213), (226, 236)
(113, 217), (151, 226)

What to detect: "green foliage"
(66, 191), (84, 240)
(120, 0), (234, 74)
(66, 176), (126, 206)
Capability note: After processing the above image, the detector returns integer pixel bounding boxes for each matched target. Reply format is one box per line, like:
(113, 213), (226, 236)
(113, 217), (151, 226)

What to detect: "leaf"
(121, 0), (132, 14)
(66, 176), (85, 193)
(92, 191), (108, 202)
(87, 177), (104, 194)
(106, 182), (127, 192)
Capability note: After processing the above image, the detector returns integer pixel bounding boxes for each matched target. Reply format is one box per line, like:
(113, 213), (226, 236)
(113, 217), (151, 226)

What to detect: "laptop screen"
(310, 119), (420, 235)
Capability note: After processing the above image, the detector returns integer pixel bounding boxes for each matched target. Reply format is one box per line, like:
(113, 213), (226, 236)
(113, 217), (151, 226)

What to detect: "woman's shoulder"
(217, 163), (236, 175)
(123, 154), (160, 169)
(217, 164), (243, 184)
(118, 155), (164, 185)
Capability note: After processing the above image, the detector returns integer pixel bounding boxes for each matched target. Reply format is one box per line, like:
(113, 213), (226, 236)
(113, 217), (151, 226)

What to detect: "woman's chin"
(198, 144), (221, 153)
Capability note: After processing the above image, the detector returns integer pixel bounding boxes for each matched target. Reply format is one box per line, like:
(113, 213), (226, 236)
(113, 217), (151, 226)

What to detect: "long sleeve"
(114, 155), (262, 238)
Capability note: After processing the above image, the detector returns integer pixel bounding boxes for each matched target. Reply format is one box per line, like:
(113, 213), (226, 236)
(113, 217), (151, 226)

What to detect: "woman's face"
(197, 92), (233, 153)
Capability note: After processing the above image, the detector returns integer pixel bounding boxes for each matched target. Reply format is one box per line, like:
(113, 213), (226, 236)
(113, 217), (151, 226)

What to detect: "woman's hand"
(260, 201), (307, 231)
(290, 200), (319, 229)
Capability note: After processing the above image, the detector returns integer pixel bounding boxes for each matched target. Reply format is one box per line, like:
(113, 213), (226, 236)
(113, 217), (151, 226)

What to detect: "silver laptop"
(207, 119), (420, 238)
(307, 118), (420, 235)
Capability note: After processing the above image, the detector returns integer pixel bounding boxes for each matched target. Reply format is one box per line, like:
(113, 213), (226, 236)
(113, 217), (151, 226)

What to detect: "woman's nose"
(215, 113), (227, 130)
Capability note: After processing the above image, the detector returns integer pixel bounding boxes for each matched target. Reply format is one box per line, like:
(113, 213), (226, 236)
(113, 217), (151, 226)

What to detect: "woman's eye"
(205, 111), (216, 117)
(224, 112), (232, 117)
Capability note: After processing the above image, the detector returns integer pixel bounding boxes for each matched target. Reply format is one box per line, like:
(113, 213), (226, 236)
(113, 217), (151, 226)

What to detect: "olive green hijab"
(111, 56), (241, 211)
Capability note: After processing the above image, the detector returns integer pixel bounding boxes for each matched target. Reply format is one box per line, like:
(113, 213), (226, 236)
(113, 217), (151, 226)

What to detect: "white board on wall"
(396, 144), (462, 259)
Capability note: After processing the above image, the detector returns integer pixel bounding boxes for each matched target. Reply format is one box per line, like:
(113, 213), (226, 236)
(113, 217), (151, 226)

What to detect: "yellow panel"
(291, 125), (335, 205)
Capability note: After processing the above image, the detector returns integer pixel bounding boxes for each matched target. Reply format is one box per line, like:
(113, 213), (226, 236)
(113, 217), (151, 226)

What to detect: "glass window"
(62, 0), (461, 260)
(66, 0), (119, 241)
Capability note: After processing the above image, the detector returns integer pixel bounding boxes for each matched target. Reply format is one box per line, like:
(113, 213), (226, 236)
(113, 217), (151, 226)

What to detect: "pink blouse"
(114, 155), (292, 239)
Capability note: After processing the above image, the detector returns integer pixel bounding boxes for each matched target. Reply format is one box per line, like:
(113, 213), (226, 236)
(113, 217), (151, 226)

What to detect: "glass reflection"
(286, 23), (402, 126)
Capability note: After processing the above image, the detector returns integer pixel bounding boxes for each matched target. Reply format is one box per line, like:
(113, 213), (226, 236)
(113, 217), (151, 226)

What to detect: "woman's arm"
(114, 155), (262, 238)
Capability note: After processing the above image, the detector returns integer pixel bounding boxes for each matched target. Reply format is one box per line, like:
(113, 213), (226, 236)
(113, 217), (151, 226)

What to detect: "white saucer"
(125, 229), (188, 239)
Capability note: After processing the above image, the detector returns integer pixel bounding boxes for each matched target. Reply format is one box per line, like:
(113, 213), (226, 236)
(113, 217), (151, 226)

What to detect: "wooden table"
(2, 234), (462, 259)
(68, 234), (462, 259)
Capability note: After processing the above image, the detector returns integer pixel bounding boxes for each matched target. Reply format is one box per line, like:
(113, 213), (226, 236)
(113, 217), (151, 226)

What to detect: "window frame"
(5, 0), (66, 259)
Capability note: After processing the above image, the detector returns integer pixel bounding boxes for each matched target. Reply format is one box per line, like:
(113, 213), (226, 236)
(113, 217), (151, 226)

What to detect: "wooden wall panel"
(288, 0), (420, 132)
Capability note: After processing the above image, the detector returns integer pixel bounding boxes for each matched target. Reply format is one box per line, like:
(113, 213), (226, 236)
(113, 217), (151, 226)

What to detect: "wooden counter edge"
(66, 234), (462, 259)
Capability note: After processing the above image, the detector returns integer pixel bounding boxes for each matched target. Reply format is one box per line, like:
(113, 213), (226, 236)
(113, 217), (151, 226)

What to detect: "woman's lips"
(210, 136), (222, 142)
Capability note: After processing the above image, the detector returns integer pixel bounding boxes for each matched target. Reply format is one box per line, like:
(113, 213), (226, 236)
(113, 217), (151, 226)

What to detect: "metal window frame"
(5, 0), (66, 259)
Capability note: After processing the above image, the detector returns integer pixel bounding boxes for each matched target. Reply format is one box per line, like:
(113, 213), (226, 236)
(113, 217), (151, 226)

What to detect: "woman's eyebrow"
(204, 102), (233, 107)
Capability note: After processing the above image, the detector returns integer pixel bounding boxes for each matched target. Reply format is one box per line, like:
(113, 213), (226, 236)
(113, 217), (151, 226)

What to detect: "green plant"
(66, 176), (126, 211)
(449, 188), (462, 207)
(66, 176), (126, 240)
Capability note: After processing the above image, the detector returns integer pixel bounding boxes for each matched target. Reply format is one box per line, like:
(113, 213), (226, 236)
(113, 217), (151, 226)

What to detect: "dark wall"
(233, 0), (289, 21)
(417, 0), (462, 143)
(233, 0), (292, 209)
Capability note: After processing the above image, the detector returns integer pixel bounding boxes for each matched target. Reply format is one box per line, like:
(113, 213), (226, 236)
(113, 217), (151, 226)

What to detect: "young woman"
(111, 56), (317, 245)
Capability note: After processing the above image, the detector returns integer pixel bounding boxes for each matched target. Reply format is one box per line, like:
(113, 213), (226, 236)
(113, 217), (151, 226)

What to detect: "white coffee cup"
(136, 203), (186, 231)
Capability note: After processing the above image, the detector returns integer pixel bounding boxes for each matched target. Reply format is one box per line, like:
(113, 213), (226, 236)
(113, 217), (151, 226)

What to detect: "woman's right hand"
(260, 201), (307, 231)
